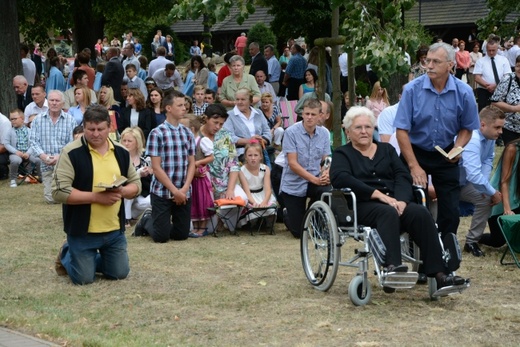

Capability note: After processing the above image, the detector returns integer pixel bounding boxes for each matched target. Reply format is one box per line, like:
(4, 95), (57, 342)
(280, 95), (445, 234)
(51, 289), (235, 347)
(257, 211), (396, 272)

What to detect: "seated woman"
(330, 106), (468, 291)
(223, 88), (271, 164)
(120, 127), (152, 228)
(298, 68), (318, 99)
(118, 88), (156, 142)
(259, 92), (284, 148)
(485, 139), (520, 247)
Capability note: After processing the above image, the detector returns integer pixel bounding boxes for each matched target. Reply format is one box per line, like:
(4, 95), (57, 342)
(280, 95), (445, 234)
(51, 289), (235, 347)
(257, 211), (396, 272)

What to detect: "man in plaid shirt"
(29, 90), (76, 203)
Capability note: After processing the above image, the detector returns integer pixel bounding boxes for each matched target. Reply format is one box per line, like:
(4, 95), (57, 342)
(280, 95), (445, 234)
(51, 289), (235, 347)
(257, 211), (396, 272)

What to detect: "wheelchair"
(300, 188), (470, 306)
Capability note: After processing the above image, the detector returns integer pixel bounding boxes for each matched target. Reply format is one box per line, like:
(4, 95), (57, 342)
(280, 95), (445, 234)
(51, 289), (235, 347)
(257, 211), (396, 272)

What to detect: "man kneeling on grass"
(52, 105), (141, 285)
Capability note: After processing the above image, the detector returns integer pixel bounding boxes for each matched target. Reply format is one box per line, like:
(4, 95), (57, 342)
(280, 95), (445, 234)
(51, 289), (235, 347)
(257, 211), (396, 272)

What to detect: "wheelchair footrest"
(431, 280), (470, 298)
(381, 271), (419, 289)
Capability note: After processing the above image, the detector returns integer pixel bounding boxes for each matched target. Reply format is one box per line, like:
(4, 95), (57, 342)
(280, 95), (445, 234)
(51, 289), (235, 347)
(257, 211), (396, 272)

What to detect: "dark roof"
(171, 6), (273, 35)
(406, 0), (489, 27)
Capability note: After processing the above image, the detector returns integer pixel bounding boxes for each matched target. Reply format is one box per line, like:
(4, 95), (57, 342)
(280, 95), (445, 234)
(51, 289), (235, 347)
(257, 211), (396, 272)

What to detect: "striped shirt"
(146, 121), (195, 198)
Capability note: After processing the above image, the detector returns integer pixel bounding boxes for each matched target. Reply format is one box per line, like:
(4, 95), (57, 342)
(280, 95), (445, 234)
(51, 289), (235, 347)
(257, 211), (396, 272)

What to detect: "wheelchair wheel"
(348, 275), (372, 306)
(301, 200), (339, 292)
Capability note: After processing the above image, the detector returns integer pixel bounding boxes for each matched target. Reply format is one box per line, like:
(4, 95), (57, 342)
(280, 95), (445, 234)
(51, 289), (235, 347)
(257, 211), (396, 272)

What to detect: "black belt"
(250, 187), (263, 194)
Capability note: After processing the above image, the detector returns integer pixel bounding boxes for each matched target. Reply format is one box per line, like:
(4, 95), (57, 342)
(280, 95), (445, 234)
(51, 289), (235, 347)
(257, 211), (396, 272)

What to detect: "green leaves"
(342, 0), (419, 86)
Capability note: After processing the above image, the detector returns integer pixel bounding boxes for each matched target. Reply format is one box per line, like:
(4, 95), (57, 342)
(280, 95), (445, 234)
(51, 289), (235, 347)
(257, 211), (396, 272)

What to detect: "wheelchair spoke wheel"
(348, 275), (372, 306)
(300, 201), (339, 292)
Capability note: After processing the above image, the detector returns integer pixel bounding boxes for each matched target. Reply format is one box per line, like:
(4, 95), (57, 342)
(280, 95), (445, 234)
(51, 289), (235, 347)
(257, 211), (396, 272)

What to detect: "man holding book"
(52, 105), (141, 285)
(394, 42), (480, 238)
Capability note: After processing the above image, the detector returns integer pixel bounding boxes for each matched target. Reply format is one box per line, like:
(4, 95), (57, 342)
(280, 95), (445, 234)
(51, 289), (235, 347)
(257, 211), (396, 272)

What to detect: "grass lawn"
(1, 181), (519, 346)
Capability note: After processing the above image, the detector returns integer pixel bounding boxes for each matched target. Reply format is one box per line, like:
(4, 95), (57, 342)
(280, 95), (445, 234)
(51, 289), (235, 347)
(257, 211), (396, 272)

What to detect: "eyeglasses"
(425, 58), (450, 65)
(351, 125), (373, 132)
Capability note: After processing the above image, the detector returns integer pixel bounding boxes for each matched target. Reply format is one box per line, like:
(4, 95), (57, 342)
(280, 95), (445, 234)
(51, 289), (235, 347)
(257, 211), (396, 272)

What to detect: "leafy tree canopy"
(477, 0), (520, 41)
(17, 0), (174, 50)
(341, 0), (420, 86)
(169, 0), (256, 26)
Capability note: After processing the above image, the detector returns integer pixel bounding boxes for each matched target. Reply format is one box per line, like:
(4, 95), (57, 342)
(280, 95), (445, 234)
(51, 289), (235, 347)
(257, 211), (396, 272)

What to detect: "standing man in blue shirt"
(282, 44), (307, 100)
(280, 99), (331, 238)
(395, 42), (480, 238)
(264, 44), (281, 95)
(459, 105), (505, 257)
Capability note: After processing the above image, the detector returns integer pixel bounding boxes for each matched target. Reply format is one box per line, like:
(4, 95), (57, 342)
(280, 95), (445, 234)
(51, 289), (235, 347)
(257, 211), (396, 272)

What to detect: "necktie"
(491, 57), (500, 85)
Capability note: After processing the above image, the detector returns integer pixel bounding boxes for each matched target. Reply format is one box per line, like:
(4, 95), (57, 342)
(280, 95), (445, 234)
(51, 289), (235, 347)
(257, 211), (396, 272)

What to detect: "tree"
(244, 23), (277, 63)
(341, 0), (420, 89)
(17, 0), (174, 54)
(0, 0), (22, 115)
(477, 0), (520, 40)
(169, 0), (257, 58)
(258, 0), (332, 50)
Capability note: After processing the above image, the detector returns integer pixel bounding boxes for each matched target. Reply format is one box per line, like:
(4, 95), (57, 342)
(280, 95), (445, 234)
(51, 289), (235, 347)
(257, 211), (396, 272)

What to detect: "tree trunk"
(202, 14), (213, 57)
(0, 0), (22, 115)
(72, 0), (104, 56)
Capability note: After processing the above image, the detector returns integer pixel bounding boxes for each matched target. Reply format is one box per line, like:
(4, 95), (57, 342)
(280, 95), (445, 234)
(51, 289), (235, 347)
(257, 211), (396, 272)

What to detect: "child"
(124, 64), (147, 98)
(5, 109), (41, 188)
(204, 89), (216, 104)
(184, 96), (194, 113)
(180, 115), (214, 237)
(135, 91), (196, 242)
(93, 63), (104, 92)
(192, 85), (208, 116)
(238, 141), (277, 226)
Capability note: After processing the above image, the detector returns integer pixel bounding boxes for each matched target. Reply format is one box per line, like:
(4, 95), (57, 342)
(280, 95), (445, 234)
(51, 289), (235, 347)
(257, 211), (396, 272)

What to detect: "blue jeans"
(60, 230), (129, 285)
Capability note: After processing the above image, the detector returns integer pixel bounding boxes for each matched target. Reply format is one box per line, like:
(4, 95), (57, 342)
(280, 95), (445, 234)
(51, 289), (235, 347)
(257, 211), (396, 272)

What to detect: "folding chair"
(207, 205), (244, 237)
(497, 215), (520, 268)
(242, 205), (278, 235)
(278, 97), (298, 129)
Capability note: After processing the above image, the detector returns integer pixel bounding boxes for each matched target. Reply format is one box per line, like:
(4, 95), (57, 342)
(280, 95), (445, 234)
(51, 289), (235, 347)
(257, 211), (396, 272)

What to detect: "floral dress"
(208, 129), (240, 198)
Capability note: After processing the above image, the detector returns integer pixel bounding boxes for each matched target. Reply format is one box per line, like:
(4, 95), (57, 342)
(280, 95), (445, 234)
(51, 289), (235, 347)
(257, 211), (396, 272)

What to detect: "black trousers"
(404, 145), (461, 237)
(146, 193), (191, 243)
(357, 201), (446, 275)
(271, 164), (285, 220)
(476, 88), (492, 111)
(281, 183), (331, 238)
(287, 78), (304, 101)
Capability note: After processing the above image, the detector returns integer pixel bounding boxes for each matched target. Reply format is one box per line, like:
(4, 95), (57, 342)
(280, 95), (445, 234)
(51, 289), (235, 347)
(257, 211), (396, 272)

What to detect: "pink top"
(235, 36), (247, 49)
(456, 51), (471, 70)
(366, 99), (387, 118)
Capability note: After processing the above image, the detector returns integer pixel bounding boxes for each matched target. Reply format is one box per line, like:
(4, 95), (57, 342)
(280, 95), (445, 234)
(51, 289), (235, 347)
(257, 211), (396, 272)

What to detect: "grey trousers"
(460, 183), (492, 244)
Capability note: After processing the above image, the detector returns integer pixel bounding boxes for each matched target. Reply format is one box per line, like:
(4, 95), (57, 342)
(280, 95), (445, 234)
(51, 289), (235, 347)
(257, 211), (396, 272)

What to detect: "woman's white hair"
(342, 106), (376, 130)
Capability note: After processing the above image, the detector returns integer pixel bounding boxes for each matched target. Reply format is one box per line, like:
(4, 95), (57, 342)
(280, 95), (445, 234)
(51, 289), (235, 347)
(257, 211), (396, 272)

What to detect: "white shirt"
(473, 54), (510, 86)
(377, 102), (399, 136)
(152, 68), (184, 90)
(24, 99), (49, 123)
(507, 45), (520, 67)
(339, 53), (348, 77)
(148, 56), (169, 77)
(0, 113), (11, 145)
(122, 55), (140, 72)
(22, 58), (37, 86)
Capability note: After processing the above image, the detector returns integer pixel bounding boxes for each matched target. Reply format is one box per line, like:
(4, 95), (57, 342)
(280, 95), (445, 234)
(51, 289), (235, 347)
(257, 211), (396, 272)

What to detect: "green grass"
(1, 181), (520, 346)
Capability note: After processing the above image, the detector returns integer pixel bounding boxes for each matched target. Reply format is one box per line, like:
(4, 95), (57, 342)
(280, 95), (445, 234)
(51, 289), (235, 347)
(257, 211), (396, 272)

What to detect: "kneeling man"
(52, 105), (141, 285)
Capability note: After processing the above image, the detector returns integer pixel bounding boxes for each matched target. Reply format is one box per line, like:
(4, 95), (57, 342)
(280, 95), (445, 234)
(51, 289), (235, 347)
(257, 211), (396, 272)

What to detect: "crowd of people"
(3, 29), (520, 289)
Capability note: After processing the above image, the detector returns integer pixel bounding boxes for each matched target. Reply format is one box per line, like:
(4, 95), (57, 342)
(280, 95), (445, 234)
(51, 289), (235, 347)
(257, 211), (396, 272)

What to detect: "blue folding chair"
(497, 215), (520, 268)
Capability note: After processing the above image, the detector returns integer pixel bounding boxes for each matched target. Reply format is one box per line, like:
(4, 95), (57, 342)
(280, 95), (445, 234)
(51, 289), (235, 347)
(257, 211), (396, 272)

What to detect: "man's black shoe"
(464, 242), (485, 257)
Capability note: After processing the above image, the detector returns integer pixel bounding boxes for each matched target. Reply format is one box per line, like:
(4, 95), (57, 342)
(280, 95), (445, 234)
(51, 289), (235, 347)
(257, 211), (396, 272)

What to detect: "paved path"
(0, 327), (58, 347)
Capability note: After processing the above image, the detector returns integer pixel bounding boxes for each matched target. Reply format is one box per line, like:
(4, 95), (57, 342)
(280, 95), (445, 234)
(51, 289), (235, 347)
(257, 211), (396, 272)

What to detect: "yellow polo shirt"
(89, 140), (122, 233)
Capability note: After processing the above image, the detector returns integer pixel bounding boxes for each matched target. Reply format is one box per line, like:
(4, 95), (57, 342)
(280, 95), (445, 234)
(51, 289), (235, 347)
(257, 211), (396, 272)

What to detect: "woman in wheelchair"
(330, 106), (468, 291)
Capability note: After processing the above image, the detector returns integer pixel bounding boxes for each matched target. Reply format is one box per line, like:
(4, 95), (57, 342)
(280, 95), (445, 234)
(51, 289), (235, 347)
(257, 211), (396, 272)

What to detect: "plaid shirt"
(146, 121), (195, 198)
(14, 126), (30, 152)
(285, 53), (307, 79)
(193, 102), (208, 116)
(29, 111), (76, 172)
